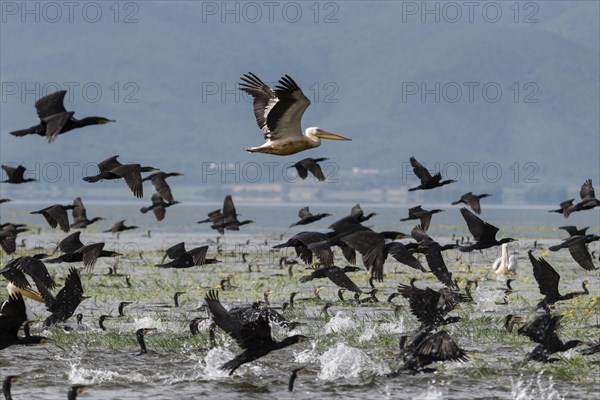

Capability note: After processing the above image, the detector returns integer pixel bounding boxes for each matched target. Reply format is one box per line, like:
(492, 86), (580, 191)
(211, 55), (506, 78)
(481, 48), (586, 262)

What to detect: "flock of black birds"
(1, 78), (599, 397)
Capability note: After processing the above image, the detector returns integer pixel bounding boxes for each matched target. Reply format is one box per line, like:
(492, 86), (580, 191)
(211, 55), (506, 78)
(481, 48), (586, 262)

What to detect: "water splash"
(415, 381), (444, 400)
(195, 347), (236, 379)
(294, 341), (319, 363)
(511, 373), (565, 400)
(318, 343), (387, 380)
(475, 283), (504, 312)
(322, 311), (354, 334)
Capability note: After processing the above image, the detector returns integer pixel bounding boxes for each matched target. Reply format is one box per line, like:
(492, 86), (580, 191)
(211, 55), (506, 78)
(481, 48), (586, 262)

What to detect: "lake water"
(1, 201), (599, 399)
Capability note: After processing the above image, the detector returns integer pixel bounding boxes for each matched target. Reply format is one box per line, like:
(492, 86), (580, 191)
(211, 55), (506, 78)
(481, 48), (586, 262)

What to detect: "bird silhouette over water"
(204, 290), (307, 375)
(518, 313), (584, 362)
(30, 204), (75, 232)
(289, 206), (331, 227)
(558, 225), (589, 237)
(70, 197), (103, 229)
(141, 171), (183, 204)
(459, 208), (516, 252)
(273, 231), (336, 266)
(408, 157), (456, 191)
(350, 204), (377, 222)
(549, 199), (575, 218)
(156, 242), (219, 268)
(83, 155), (157, 198)
(9, 90), (114, 142)
(140, 193), (180, 221)
(46, 231), (120, 271)
(299, 265), (363, 294)
(289, 157), (329, 181)
(528, 251), (589, 310)
(32, 266), (86, 327)
(549, 235), (598, 271)
(410, 226), (457, 289)
(104, 219), (138, 235)
(0, 223), (28, 254)
(451, 192), (491, 214)
(206, 195), (254, 234)
(2, 165), (36, 184)
(389, 329), (468, 374)
(400, 205), (444, 232)
(565, 179), (600, 217)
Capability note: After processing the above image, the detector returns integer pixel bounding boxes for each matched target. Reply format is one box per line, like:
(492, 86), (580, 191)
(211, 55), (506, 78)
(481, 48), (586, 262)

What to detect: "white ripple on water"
(132, 316), (166, 331)
(511, 373), (565, 400)
(318, 343), (388, 381)
(414, 381), (444, 400)
(68, 360), (148, 385)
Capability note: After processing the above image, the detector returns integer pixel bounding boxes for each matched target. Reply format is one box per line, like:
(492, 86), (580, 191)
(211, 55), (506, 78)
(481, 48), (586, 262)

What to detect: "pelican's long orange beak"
(7, 283), (44, 302)
(315, 131), (352, 141)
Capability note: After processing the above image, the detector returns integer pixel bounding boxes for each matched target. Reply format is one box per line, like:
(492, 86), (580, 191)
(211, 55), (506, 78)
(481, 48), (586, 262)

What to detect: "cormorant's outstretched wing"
(96, 155), (122, 172)
(529, 251), (561, 300)
(188, 246), (209, 265)
(35, 90), (67, 120)
(58, 231), (85, 253)
(37, 267), (84, 326)
(205, 290), (272, 350)
(110, 164), (143, 198)
(460, 208), (498, 242)
(325, 267), (362, 294)
(385, 242), (425, 271)
(17, 256), (55, 290)
(416, 330), (469, 363)
(410, 157), (432, 182)
(165, 242), (187, 260)
(518, 313), (561, 345)
(580, 179), (595, 200)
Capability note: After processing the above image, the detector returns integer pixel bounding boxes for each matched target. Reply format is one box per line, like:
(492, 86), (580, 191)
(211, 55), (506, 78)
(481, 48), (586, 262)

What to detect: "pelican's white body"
(492, 243), (518, 275)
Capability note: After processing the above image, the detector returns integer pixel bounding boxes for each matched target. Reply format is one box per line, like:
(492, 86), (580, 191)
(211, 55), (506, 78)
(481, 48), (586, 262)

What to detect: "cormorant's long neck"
(3, 380), (13, 400)
(137, 333), (147, 354)
(74, 117), (102, 127)
(274, 336), (301, 351)
(561, 340), (583, 351)
(563, 283), (589, 300)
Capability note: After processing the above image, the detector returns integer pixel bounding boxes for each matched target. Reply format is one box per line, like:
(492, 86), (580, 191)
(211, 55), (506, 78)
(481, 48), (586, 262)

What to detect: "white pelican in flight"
(239, 73), (351, 156)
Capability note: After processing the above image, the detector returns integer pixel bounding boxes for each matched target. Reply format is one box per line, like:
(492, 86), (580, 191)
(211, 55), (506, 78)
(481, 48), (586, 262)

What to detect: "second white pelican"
(239, 73), (351, 156)
(492, 243), (518, 275)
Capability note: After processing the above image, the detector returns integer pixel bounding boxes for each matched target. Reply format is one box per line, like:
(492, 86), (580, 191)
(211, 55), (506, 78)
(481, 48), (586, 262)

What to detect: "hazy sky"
(1, 1), (598, 201)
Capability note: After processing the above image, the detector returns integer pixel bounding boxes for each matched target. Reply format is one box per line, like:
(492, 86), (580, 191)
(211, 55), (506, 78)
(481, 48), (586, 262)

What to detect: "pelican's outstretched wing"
(239, 73), (310, 141)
